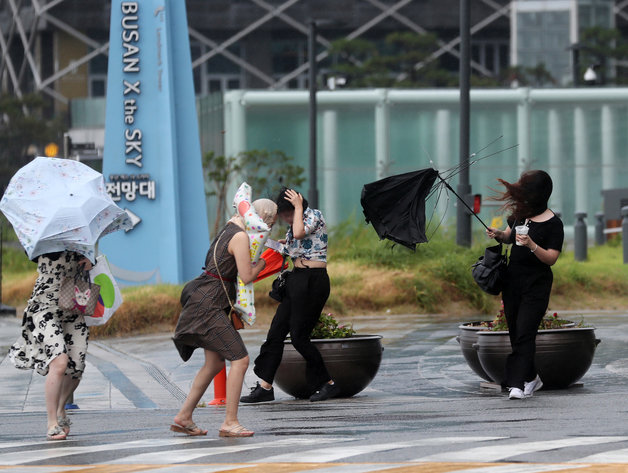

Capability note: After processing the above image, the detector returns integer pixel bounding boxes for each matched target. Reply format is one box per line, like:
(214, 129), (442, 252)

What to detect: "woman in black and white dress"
(10, 251), (92, 440)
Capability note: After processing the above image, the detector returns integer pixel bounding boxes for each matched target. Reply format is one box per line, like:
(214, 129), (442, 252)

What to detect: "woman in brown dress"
(172, 199), (277, 438)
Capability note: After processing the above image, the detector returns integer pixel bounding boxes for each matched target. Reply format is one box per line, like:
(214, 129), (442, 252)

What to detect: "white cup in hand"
(515, 225), (529, 245)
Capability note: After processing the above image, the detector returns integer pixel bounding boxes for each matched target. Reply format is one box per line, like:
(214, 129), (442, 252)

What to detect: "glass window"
(205, 45), (241, 74)
(272, 39), (305, 73)
(90, 78), (106, 97)
(209, 79), (222, 93)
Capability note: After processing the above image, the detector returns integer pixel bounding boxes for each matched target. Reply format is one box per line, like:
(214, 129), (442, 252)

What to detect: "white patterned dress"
(9, 251), (89, 378)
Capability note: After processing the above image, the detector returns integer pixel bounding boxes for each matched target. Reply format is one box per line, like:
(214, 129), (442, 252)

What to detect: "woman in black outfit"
(241, 188), (339, 403)
(486, 170), (564, 400)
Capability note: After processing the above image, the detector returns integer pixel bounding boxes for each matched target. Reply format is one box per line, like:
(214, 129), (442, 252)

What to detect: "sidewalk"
(3, 310), (628, 468)
(2, 310), (628, 412)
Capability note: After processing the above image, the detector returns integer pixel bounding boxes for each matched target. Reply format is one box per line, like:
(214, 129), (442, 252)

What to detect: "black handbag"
(471, 243), (508, 295)
(269, 256), (290, 302)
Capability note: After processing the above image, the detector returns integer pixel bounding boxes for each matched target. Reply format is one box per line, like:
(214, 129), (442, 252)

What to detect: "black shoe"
(309, 382), (341, 402)
(240, 382), (274, 403)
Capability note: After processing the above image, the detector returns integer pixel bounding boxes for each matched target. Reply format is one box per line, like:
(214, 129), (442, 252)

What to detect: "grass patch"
(1, 225), (626, 337)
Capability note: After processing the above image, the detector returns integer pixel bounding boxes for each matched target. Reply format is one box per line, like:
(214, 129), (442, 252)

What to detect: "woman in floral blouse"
(241, 188), (339, 403)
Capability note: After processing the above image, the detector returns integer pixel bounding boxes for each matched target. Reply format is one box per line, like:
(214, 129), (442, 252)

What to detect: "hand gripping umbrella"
(0, 157), (132, 262)
(361, 167), (489, 250)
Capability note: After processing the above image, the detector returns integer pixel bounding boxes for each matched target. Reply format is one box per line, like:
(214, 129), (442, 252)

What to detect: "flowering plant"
(478, 302), (584, 331)
(310, 313), (356, 339)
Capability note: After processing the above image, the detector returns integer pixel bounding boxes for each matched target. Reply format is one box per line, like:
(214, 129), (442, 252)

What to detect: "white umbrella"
(0, 157), (131, 262)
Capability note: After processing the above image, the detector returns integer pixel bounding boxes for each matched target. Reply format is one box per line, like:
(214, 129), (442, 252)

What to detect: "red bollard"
(208, 367), (227, 405)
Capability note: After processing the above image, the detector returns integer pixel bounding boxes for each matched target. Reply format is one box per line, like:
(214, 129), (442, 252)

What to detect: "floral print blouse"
(284, 207), (328, 263)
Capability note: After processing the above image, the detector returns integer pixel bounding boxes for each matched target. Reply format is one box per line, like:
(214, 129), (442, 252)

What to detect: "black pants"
(254, 267), (331, 392)
(502, 266), (553, 389)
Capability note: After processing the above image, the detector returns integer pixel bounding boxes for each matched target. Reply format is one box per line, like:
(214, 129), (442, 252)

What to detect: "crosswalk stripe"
(108, 437), (355, 464)
(413, 436), (628, 462)
(571, 447), (628, 463)
(455, 464), (590, 473)
(0, 438), (214, 465)
(0, 467), (86, 473)
(0, 441), (70, 450)
(258, 436), (504, 463)
(286, 464), (408, 473)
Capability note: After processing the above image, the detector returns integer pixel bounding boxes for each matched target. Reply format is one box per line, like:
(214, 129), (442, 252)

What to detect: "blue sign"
(101, 0), (209, 284)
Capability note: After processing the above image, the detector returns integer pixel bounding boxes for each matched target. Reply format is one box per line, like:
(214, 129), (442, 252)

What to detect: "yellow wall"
(55, 30), (89, 112)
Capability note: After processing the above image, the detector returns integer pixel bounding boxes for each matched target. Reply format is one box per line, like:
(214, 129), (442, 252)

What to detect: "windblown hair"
(275, 187), (309, 214)
(493, 170), (553, 220)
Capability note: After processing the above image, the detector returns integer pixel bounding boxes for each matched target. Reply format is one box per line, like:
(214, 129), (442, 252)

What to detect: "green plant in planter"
(311, 313), (356, 339)
(478, 302), (586, 331)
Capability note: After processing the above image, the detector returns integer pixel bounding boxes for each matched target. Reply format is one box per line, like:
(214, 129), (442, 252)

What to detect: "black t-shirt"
(507, 214), (564, 270)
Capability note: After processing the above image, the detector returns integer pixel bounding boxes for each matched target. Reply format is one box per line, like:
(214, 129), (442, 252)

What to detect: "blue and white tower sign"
(101, 0), (209, 284)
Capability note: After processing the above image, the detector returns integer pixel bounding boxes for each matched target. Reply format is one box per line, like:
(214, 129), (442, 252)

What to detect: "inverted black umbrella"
(361, 167), (489, 250)
(361, 168), (439, 250)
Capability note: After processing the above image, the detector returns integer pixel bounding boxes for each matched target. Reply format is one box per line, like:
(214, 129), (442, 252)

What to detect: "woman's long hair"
(275, 187), (309, 214)
(492, 170), (553, 220)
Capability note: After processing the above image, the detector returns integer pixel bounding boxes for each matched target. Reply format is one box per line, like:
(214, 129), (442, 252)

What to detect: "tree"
(578, 27), (628, 85)
(203, 151), (241, 237)
(202, 149), (305, 237)
(238, 149), (305, 200)
(328, 32), (457, 88)
(0, 93), (65, 190)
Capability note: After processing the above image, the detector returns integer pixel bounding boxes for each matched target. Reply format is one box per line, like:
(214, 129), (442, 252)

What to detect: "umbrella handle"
(437, 173), (490, 231)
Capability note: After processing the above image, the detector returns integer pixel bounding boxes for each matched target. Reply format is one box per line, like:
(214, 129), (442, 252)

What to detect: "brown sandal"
(169, 422), (208, 436)
(219, 425), (254, 438)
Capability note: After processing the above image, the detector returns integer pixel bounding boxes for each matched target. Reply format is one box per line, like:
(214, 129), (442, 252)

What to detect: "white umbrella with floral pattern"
(0, 157), (131, 262)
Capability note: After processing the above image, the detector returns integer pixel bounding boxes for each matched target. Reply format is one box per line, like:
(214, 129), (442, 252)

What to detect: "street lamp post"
(457, 0), (472, 247)
(308, 19), (319, 209)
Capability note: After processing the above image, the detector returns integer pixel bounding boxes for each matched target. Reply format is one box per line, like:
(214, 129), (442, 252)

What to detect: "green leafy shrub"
(310, 313), (356, 339)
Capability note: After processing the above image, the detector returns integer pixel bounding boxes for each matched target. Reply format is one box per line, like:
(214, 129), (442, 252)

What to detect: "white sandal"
(47, 425), (67, 441)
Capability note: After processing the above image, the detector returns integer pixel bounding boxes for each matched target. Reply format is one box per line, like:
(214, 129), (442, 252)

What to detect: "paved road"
(1, 310), (628, 472)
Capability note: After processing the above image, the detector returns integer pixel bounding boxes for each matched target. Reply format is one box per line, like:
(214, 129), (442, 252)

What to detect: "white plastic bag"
(86, 255), (123, 326)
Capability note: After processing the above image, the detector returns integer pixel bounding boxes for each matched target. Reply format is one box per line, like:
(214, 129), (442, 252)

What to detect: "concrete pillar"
(574, 107), (588, 214)
(223, 90), (247, 159)
(547, 108), (563, 215)
(601, 105), (616, 190)
(574, 212), (588, 262)
(322, 109), (338, 226)
(435, 109), (451, 219)
(516, 88), (531, 175)
(374, 89), (390, 180)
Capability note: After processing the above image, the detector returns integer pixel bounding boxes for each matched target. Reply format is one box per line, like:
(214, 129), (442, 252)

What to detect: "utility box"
(601, 188), (628, 233)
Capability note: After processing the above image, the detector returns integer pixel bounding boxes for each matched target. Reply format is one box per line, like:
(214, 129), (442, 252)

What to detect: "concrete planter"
(274, 335), (384, 399)
(471, 327), (600, 389)
(456, 322), (494, 382)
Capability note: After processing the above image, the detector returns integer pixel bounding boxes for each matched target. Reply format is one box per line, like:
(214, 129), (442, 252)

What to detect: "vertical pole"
(0, 221), (3, 308)
(594, 211), (605, 246)
(574, 212), (587, 262)
(622, 206), (628, 264)
(308, 20), (319, 209)
(457, 0), (471, 247)
(209, 367), (227, 405)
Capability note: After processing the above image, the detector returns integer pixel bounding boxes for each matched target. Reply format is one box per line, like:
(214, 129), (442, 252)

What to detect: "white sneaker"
(508, 387), (524, 399)
(524, 375), (543, 397)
